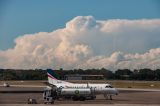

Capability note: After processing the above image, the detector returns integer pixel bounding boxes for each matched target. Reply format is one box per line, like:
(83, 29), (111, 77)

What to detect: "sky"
(0, 0), (160, 70)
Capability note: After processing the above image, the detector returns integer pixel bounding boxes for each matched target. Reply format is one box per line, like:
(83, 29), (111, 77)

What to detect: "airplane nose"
(115, 89), (119, 95)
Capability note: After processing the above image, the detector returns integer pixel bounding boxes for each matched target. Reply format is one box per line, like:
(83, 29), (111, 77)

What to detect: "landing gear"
(72, 96), (79, 101)
(72, 96), (86, 101)
(104, 94), (112, 100)
(109, 95), (112, 100)
(79, 96), (86, 101)
(90, 95), (96, 100)
(104, 94), (107, 100)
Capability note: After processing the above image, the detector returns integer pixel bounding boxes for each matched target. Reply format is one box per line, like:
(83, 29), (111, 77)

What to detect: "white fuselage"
(48, 78), (118, 95)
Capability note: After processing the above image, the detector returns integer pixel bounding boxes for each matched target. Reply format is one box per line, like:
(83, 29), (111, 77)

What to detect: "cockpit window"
(105, 86), (109, 88)
(105, 85), (113, 88)
(109, 85), (113, 88)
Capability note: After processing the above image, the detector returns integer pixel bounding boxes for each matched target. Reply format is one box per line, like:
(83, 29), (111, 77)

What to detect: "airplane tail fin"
(47, 69), (58, 79)
(47, 69), (59, 85)
(47, 69), (72, 85)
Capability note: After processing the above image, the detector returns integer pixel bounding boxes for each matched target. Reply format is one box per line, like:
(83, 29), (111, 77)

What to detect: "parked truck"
(58, 87), (96, 101)
(43, 86), (96, 103)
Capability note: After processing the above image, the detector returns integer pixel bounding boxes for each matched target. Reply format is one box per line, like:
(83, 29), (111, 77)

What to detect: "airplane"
(47, 69), (119, 100)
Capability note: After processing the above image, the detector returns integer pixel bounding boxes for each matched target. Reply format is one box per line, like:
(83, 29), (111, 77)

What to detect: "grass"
(0, 80), (160, 89)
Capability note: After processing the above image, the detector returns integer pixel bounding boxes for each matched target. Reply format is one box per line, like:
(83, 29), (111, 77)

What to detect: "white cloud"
(0, 16), (160, 70)
(78, 48), (160, 71)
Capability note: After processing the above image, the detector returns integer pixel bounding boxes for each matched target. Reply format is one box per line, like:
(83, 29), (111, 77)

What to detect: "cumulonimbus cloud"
(0, 16), (160, 70)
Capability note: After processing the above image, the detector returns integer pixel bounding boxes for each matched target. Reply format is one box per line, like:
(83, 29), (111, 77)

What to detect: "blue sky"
(0, 0), (160, 69)
(0, 0), (160, 50)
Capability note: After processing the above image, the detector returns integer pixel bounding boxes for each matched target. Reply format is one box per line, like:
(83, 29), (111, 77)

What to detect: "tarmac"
(0, 86), (160, 105)
(0, 104), (160, 106)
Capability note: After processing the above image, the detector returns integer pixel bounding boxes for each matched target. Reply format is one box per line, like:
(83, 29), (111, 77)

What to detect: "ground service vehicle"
(58, 88), (96, 101)
(43, 87), (57, 104)
(43, 86), (96, 103)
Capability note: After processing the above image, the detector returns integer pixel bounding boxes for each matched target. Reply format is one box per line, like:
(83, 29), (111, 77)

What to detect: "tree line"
(0, 68), (160, 80)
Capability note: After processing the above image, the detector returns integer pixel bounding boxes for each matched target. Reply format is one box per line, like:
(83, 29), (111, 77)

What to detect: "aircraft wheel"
(104, 94), (108, 100)
(72, 96), (79, 101)
(109, 95), (112, 100)
(79, 96), (85, 101)
(51, 101), (54, 104)
(91, 96), (96, 100)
